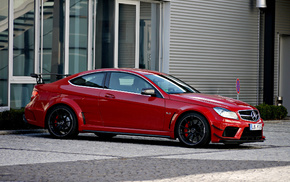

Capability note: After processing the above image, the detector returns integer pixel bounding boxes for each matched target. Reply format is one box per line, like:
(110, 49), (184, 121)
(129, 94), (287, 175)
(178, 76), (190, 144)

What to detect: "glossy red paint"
(24, 68), (265, 147)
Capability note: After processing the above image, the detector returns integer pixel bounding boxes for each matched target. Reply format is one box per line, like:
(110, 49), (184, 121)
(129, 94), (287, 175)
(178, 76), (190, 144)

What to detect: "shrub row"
(0, 109), (39, 130)
(255, 104), (288, 120)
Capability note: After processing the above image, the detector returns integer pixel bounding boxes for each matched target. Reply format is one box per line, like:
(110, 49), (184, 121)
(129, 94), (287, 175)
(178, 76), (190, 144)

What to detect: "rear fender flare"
(44, 97), (85, 129)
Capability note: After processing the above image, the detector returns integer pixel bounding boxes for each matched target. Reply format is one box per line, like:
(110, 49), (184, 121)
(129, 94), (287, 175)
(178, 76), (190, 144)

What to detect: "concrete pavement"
(0, 119), (289, 181)
(138, 165), (290, 182)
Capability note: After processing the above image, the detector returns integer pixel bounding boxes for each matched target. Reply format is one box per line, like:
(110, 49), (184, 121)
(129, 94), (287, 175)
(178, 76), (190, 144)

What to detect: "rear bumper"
(23, 114), (28, 124)
(24, 106), (46, 128)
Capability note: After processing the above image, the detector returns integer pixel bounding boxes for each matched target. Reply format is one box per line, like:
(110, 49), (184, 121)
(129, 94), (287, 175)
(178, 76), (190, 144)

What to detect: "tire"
(47, 105), (79, 138)
(176, 112), (210, 147)
(94, 133), (116, 139)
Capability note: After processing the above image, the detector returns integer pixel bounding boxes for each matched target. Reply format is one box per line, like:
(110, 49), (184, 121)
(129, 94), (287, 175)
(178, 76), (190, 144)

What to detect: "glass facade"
(140, 2), (160, 70)
(0, 0), (8, 107)
(35, 0), (66, 82)
(42, 0), (65, 81)
(69, 0), (88, 74)
(39, 2), (54, 76)
(95, 0), (115, 69)
(0, 0), (162, 110)
(41, 1), (54, 76)
(13, 0), (35, 76)
(10, 84), (34, 109)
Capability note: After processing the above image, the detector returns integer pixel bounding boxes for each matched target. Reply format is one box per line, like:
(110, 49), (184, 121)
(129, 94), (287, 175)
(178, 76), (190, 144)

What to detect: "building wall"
(1, 0), (290, 111)
(169, 0), (260, 105)
(275, 0), (290, 99)
(275, 0), (290, 112)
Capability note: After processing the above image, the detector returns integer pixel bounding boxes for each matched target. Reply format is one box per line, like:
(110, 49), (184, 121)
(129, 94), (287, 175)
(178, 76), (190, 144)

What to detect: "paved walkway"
(137, 165), (290, 182)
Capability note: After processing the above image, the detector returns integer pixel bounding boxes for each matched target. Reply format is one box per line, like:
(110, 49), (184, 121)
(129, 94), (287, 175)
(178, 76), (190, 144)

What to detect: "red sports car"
(24, 68), (265, 147)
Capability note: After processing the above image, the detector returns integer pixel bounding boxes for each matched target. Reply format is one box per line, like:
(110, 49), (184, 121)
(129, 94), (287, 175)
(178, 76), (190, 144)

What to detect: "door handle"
(105, 93), (115, 99)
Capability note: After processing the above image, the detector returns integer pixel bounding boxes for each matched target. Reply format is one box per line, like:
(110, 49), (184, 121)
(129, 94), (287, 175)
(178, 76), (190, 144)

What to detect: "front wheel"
(47, 105), (79, 138)
(176, 112), (210, 147)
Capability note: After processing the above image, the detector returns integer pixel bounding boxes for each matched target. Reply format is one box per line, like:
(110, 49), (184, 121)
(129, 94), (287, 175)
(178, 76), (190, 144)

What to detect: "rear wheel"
(176, 112), (210, 147)
(47, 105), (79, 138)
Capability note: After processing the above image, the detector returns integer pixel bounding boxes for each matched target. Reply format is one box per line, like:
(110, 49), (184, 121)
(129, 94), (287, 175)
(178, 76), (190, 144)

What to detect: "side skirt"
(83, 130), (172, 139)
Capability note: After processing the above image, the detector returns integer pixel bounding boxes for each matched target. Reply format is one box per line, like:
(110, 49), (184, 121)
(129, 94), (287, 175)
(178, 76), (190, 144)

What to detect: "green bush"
(274, 105), (288, 120)
(255, 103), (288, 120)
(0, 109), (39, 130)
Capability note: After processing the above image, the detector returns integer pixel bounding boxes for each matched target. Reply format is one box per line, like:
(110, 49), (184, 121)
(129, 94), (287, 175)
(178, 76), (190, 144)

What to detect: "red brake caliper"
(184, 123), (189, 137)
(54, 116), (58, 126)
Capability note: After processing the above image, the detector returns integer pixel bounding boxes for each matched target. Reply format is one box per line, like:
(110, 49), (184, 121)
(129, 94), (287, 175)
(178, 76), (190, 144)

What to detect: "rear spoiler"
(30, 73), (70, 84)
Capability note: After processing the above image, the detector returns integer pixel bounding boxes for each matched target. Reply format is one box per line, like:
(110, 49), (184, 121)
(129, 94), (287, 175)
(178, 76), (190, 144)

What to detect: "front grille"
(240, 127), (262, 140)
(239, 110), (260, 122)
(222, 127), (239, 137)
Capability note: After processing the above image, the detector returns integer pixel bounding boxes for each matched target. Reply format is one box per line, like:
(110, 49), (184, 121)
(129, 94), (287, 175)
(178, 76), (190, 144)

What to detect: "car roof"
(75, 68), (167, 77)
(49, 68), (166, 85)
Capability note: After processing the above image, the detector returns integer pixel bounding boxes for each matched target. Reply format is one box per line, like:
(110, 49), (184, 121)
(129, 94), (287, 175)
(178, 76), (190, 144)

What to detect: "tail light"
(31, 89), (39, 101)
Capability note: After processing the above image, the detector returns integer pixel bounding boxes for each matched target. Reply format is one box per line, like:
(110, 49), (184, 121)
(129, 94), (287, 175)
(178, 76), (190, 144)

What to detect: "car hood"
(169, 93), (255, 111)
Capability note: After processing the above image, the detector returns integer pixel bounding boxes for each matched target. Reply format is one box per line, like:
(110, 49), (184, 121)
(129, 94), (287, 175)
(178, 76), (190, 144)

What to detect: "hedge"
(0, 109), (39, 130)
(255, 104), (288, 120)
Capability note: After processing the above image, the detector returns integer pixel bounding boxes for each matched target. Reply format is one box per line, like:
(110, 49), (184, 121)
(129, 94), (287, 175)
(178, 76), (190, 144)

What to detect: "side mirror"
(141, 88), (156, 96)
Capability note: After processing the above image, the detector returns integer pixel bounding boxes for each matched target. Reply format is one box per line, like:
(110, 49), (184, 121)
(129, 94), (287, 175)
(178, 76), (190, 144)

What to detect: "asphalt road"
(0, 121), (290, 182)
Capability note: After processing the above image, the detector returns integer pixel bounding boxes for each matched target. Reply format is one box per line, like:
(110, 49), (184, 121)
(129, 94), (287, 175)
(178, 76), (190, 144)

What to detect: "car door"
(99, 72), (165, 131)
(69, 72), (106, 126)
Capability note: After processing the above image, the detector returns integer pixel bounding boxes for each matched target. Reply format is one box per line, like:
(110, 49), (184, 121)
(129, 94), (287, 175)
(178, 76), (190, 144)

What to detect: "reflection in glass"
(95, 0), (115, 69)
(0, 0), (8, 106)
(42, 7), (53, 75)
(13, 0), (35, 76)
(69, 0), (88, 74)
(40, 0), (65, 82)
(10, 84), (34, 109)
(140, 2), (160, 71)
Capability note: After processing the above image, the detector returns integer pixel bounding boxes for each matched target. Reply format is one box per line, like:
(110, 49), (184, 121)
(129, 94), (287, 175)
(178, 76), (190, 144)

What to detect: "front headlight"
(213, 107), (239, 120)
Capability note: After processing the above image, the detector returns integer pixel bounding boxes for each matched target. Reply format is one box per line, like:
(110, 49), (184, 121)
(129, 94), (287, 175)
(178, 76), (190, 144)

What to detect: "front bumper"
(211, 118), (265, 144)
(219, 139), (265, 145)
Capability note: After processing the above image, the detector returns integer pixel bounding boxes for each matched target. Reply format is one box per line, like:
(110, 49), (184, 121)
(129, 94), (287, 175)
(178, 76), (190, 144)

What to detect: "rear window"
(70, 72), (105, 88)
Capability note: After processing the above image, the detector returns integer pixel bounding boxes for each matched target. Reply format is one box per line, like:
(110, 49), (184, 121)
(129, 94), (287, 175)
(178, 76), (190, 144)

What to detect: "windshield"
(145, 74), (199, 94)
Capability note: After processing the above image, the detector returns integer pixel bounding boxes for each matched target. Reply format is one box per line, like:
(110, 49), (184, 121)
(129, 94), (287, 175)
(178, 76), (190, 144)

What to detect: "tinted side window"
(109, 72), (153, 94)
(70, 73), (105, 88)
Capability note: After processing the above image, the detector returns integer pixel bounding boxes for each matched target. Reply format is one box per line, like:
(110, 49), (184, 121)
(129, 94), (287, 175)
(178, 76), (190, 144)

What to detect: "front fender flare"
(168, 105), (214, 138)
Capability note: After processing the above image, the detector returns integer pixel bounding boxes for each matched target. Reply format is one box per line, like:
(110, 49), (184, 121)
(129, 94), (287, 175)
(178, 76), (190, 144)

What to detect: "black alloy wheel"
(176, 112), (210, 147)
(47, 105), (79, 138)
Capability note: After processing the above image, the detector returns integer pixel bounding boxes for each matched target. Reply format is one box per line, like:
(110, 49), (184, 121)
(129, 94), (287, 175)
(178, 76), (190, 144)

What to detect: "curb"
(0, 129), (47, 135)
(263, 119), (290, 123)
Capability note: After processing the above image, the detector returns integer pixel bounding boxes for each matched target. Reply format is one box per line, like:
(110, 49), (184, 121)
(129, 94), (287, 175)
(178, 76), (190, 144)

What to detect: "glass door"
(114, 0), (139, 68)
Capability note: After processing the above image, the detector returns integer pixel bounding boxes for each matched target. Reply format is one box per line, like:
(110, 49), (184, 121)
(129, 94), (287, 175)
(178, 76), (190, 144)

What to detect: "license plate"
(250, 124), (262, 131)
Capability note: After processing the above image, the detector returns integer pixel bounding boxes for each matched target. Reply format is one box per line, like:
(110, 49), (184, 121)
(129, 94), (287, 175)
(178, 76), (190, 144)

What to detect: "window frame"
(114, 0), (140, 68)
